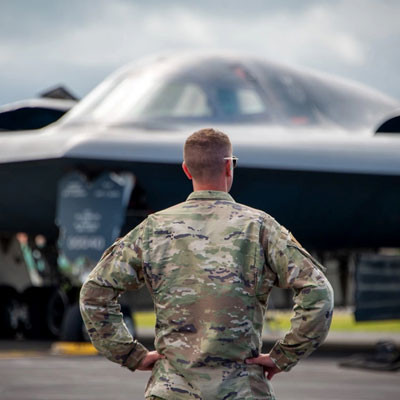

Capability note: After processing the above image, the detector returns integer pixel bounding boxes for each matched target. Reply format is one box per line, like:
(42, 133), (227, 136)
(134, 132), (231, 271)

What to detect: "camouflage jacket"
(80, 190), (333, 400)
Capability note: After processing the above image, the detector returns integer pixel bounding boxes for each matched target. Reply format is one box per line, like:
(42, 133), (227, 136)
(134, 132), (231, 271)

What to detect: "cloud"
(0, 0), (399, 104)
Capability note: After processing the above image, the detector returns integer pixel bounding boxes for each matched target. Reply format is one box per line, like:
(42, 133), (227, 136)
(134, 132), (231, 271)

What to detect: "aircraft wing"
(1, 125), (400, 177)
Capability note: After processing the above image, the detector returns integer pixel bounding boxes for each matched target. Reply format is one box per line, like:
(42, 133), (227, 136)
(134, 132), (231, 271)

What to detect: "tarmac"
(0, 346), (399, 400)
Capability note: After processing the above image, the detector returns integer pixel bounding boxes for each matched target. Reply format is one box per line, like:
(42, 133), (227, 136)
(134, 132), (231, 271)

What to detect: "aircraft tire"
(47, 288), (69, 337)
(60, 303), (86, 342)
(22, 287), (68, 339)
(0, 285), (20, 339)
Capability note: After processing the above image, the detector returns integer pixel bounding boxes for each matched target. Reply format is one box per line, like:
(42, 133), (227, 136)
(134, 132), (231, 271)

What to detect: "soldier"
(80, 128), (334, 400)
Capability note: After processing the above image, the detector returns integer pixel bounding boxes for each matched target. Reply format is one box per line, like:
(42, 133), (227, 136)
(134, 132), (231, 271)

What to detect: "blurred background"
(0, 1), (399, 399)
(1, 0), (399, 104)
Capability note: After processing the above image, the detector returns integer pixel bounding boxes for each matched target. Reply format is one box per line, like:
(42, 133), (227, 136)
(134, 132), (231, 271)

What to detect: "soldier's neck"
(192, 180), (228, 193)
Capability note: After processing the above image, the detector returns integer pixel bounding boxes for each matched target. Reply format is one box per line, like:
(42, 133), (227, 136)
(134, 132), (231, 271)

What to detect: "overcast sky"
(1, 0), (399, 105)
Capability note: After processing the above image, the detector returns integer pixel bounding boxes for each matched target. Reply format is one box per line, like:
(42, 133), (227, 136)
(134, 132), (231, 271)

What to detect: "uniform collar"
(186, 190), (235, 202)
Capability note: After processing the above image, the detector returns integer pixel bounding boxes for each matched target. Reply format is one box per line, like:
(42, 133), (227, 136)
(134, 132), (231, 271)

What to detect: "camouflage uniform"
(80, 190), (334, 400)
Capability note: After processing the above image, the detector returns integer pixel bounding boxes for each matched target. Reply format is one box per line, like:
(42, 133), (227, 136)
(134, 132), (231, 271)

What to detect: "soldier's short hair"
(184, 128), (232, 182)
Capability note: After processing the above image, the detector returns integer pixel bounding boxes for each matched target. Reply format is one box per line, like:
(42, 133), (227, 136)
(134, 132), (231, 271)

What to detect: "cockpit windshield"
(61, 57), (398, 130)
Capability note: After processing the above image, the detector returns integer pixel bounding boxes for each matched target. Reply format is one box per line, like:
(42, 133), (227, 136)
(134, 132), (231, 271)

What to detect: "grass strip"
(134, 310), (400, 332)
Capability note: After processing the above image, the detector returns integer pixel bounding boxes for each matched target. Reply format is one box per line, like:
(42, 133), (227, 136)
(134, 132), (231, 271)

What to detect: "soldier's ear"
(182, 162), (193, 180)
(225, 159), (233, 177)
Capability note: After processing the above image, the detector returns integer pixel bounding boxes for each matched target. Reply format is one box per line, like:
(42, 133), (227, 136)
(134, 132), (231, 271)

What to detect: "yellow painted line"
(51, 342), (98, 356)
(0, 350), (45, 359)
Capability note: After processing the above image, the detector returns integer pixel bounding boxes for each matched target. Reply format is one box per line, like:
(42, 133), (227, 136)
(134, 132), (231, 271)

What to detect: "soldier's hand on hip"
(245, 353), (282, 380)
(137, 351), (165, 371)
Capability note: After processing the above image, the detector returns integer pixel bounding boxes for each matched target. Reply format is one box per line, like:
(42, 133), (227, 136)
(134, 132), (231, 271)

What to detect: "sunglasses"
(223, 156), (238, 168)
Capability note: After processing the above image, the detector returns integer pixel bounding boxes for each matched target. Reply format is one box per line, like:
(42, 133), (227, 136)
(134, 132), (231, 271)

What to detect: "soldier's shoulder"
(146, 201), (187, 220)
(234, 201), (277, 224)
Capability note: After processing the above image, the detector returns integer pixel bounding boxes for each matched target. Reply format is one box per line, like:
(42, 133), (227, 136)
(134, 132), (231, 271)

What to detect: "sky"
(1, 0), (399, 105)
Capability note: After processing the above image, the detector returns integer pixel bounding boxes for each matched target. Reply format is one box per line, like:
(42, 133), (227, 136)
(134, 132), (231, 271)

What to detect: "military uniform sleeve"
(262, 217), (334, 372)
(79, 221), (149, 371)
